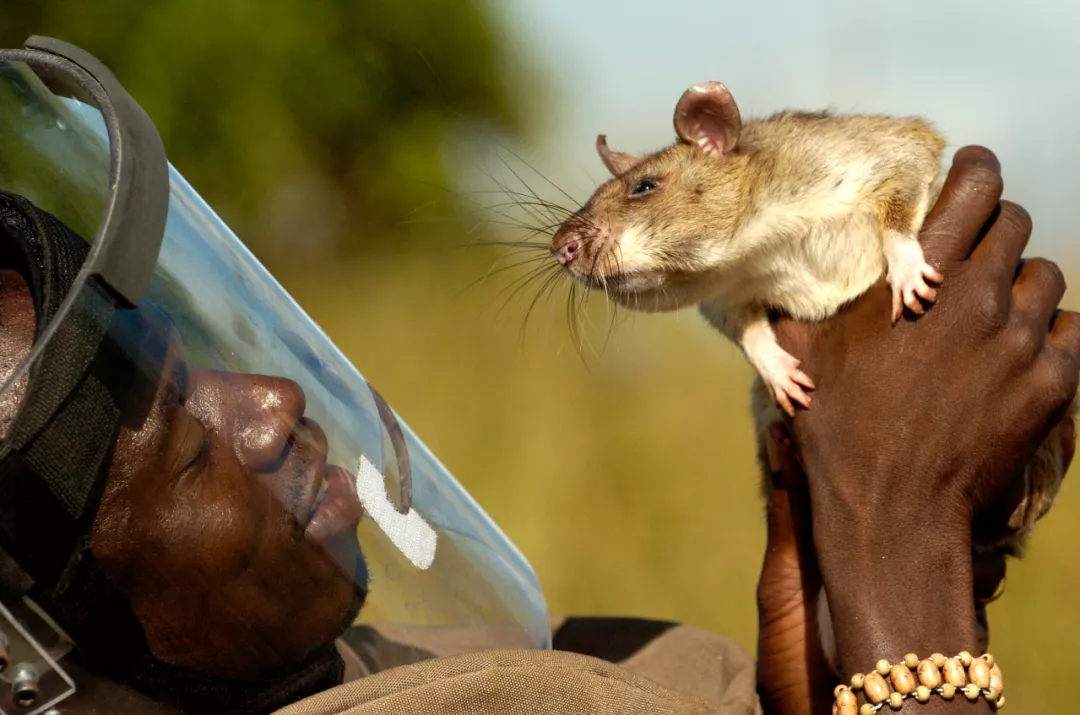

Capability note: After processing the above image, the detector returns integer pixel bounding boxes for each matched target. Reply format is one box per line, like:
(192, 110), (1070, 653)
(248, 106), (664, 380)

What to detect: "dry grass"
(281, 247), (1080, 713)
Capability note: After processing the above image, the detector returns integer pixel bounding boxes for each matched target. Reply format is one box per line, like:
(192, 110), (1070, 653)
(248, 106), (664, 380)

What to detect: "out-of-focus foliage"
(1, 0), (548, 266)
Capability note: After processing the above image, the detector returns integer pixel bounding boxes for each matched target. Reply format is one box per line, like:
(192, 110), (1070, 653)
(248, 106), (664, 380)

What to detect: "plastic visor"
(0, 54), (549, 690)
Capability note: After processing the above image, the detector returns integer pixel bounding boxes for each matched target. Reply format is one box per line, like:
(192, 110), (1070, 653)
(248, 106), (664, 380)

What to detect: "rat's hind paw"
(884, 234), (943, 323)
(756, 348), (815, 417)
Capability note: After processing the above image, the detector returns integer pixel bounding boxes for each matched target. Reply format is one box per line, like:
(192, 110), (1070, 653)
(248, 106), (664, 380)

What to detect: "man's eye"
(630, 179), (658, 197)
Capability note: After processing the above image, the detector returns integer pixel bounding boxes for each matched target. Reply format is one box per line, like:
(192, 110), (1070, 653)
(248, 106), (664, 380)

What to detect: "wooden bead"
(943, 658), (967, 687)
(930, 653), (946, 668)
(995, 695), (1005, 709)
(958, 650), (973, 667)
(917, 659), (942, 688)
(941, 683), (956, 700)
(889, 691), (904, 710)
(969, 658), (991, 689)
(860, 705), (875, 715)
(835, 684), (848, 698)
(863, 672), (890, 704)
(984, 653), (995, 668)
(851, 673), (865, 691)
(889, 664), (916, 695)
(915, 686), (931, 703)
(876, 659), (891, 676)
(836, 688), (858, 715)
(963, 683), (982, 701)
(902, 653), (919, 669)
(989, 664), (1003, 695)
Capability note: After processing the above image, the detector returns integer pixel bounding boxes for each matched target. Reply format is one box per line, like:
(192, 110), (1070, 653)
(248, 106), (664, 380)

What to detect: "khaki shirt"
(273, 615), (763, 715)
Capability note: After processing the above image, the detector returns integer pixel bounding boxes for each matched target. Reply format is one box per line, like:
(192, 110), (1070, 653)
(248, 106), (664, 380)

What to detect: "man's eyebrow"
(165, 345), (190, 402)
(176, 351), (190, 399)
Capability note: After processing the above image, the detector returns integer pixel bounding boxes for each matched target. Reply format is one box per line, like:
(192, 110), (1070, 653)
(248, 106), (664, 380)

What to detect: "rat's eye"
(629, 178), (659, 197)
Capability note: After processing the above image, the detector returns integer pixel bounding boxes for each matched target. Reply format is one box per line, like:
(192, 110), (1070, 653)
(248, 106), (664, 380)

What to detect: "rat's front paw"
(884, 234), (943, 323)
(753, 345), (815, 417)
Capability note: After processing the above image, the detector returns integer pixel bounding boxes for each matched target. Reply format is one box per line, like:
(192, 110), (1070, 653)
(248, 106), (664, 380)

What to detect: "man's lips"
(306, 465), (364, 541)
(283, 417), (364, 540)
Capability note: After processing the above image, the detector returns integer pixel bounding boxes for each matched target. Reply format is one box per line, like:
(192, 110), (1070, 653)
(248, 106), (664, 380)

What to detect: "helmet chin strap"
(0, 191), (353, 714)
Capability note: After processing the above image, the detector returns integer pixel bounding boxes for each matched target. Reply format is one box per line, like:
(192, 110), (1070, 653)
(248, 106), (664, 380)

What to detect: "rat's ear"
(674, 81), (741, 158)
(596, 135), (641, 176)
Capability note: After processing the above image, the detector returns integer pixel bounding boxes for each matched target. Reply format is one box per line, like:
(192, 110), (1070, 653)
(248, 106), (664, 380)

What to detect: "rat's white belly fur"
(712, 206), (888, 321)
(702, 155), (937, 322)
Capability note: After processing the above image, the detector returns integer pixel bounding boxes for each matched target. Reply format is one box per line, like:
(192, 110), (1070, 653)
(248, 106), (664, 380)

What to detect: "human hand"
(772, 146), (1080, 694)
(753, 422), (1022, 715)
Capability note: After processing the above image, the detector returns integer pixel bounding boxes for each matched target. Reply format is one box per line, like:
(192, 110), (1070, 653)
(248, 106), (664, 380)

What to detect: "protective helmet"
(0, 36), (550, 714)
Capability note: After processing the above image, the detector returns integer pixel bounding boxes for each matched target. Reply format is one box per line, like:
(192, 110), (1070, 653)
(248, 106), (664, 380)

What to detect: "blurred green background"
(3, 0), (1080, 711)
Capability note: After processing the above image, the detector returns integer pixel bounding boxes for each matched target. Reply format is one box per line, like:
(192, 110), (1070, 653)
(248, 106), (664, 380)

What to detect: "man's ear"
(673, 81), (742, 158)
(596, 134), (642, 176)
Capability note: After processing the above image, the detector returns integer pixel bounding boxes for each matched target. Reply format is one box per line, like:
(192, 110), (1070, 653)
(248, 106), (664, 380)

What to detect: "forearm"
(814, 505), (993, 713)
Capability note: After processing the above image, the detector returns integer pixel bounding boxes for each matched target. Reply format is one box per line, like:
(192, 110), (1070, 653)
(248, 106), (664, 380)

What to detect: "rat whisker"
(520, 266), (565, 347)
(456, 239), (552, 253)
(455, 253), (556, 298)
(489, 140), (583, 210)
(493, 155), (570, 227)
(481, 166), (559, 233)
(600, 295), (620, 357)
(495, 261), (562, 323)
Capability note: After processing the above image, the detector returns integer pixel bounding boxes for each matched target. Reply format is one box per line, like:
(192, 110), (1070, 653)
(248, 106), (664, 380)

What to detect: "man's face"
(0, 268), (367, 680)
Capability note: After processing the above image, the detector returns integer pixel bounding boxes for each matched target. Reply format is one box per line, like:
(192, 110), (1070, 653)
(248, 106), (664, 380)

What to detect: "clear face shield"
(0, 37), (549, 714)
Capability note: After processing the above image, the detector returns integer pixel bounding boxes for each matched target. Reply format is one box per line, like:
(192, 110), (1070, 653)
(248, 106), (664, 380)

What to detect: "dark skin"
(0, 274), (367, 681)
(754, 146), (1080, 713)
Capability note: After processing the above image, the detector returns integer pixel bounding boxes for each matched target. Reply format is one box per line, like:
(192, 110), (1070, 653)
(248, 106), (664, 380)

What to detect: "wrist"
(814, 511), (981, 681)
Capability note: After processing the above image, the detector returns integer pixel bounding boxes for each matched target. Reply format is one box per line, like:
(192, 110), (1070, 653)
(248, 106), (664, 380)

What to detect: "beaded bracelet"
(831, 651), (1004, 714)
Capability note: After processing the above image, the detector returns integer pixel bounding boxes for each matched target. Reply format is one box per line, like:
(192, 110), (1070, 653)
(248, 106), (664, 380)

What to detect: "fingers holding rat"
(1011, 258), (1066, 330)
(1050, 309), (1080, 359)
(920, 146), (1004, 267)
(972, 201), (1034, 285)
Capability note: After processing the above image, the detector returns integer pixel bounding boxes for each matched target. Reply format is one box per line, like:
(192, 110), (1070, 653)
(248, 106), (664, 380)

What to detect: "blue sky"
(479, 0), (1080, 270)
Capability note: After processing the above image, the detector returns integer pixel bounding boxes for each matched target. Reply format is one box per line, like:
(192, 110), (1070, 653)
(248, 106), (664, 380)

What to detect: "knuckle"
(1038, 358), (1080, 411)
(974, 289), (1007, 330)
(1055, 310), (1080, 354)
(1029, 257), (1066, 292)
(998, 200), (1033, 237)
(1004, 325), (1040, 362)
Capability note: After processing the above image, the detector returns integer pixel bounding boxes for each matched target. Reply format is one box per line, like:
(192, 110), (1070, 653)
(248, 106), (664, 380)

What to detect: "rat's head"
(551, 81), (753, 312)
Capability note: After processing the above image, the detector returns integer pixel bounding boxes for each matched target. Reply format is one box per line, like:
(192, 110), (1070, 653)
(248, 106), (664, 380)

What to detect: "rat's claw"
(762, 363), (814, 414)
(744, 328), (815, 414)
(770, 379), (811, 416)
(885, 234), (944, 322)
(889, 262), (941, 321)
(789, 367), (815, 390)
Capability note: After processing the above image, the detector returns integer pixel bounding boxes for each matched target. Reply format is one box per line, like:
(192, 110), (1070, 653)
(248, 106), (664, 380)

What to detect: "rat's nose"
(553, 240), (578, 266)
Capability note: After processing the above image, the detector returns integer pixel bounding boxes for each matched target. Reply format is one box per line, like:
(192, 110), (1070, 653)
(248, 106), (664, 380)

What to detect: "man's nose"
(189, 371), (307, 469)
